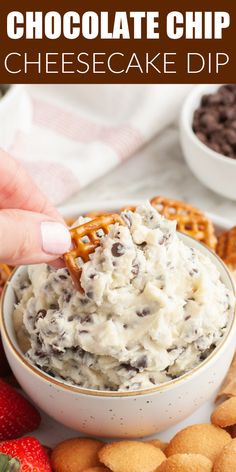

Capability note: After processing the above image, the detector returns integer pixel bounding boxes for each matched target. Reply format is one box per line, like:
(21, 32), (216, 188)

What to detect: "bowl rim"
(1, 232), (236, 398)
(181, 83), (236, 167)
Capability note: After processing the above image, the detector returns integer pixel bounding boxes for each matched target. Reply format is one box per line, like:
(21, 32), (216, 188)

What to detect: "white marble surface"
(63, 124), (236, 223)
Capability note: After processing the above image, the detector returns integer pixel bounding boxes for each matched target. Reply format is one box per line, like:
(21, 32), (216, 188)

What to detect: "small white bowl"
(1, 234), (235, 438)
(180, 84), (236, 200)
(0, 85), (32, 151)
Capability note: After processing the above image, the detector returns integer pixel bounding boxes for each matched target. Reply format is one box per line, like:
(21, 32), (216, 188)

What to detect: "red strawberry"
(0, 380), (41, 440)
(0, 436), (52, 471)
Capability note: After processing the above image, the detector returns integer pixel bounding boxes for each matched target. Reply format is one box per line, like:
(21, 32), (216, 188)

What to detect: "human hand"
(0, 150), (71, 265)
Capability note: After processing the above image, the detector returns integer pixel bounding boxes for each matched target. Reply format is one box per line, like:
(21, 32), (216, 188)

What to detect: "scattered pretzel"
(151, 196), (217, 250)
(64, 214), (125, 292)
(216, 227), (236, 269)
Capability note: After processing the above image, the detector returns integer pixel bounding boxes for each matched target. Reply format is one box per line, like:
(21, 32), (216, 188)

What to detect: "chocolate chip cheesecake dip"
(13, 203), (233, 391)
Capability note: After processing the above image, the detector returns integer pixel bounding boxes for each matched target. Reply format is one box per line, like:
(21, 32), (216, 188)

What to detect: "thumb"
(0, 209), (71, 265)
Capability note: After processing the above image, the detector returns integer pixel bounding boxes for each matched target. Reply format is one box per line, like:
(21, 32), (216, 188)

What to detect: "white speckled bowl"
(1, 234), (235, 438)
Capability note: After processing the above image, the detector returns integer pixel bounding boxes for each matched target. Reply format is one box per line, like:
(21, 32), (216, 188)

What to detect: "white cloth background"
(7, 84), (193, 205)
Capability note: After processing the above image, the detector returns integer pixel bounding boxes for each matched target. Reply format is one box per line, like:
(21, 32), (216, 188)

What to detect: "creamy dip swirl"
(13, 203), (234, 391)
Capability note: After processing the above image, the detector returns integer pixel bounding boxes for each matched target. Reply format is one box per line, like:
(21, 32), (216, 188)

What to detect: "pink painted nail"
(41, 222), (71, 255)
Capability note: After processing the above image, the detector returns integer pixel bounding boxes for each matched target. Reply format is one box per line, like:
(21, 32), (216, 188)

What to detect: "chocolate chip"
(36, 334), (43, 345)
(138, 242), (147, 249)
(49, 304), (59, 310)
(200, 95), (208, 106)
(89, 273), (97, 279)
(184, 315), (191, 321)
(134, 355), (148, 370)
(168, 373), (178, 380)
(80, 298), (89, 305)
(195, 131), (207, 143)
(224, 129), (236, 146)
(35, 350), (46, 359)
(86, 291), (93, 299)
(208, 142), (221, 153)
(111, 242), (125, 257)
(58, 274), (67, 280)
(199, 345), (215, 360)
(193, 84), (236, 160)
(149, 377), (155, 385)
(221, 143), (234, 157)
(200, 113), (219, 131)
(65, 292), (72, 303)
(136, 308), (151, 317)
(219, 108), (236, 122)
(51, 344), (63, 354)
(58, 331), (65, 340)
(208, 93), (223, 106)
(221, 92), (235, 106)
(81, 315), (93, 324)
(167, 346), (177, 353)
(120, 363), (139, 373)
(36, 309), (47, 322)
(79, 330), (89, 334)
(43, 368), (55, 378)
(19, 283), (28, 290)
(71, 346), (86, 358)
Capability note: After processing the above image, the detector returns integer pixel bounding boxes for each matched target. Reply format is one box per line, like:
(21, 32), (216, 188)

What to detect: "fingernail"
(41, 222), (71, 255)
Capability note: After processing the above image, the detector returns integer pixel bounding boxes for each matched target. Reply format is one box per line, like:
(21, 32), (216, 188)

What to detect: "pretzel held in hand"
(64, 214), (125, 292)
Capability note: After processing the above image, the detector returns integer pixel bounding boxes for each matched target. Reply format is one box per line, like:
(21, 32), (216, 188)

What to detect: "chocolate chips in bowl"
(180, 84), (236, 200)
(192, 84), (236, 160)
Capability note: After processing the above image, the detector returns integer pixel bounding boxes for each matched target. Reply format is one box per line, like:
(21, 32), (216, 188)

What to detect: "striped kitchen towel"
(8, 84), (192, 205)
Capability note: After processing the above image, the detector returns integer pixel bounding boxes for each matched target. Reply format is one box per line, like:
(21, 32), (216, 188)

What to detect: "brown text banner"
(0, 0), (235, 83)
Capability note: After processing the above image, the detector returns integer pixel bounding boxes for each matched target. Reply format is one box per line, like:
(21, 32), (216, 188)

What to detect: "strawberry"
(0, 436), (52, 471)
(0, 380), (41, 440)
